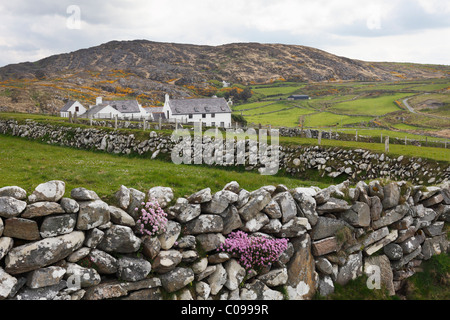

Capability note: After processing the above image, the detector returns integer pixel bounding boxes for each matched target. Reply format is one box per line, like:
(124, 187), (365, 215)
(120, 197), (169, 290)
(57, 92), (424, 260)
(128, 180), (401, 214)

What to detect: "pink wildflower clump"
(135, 199), (168, 237)
(218, 231), (289, 271)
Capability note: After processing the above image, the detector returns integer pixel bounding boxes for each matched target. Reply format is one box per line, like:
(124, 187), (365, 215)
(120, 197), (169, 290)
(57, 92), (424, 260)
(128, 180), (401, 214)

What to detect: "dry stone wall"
(0, 119), (449, 184)
(0, 178), (449, 300)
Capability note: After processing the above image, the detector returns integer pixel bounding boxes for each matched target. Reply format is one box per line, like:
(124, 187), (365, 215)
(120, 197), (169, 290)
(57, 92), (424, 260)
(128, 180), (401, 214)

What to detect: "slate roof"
(148, 107), (164, 113)
(168, 97), (231, 115)
(81, 104), (111, 118)
(60, 100), (77, 112)
(104, 100), (141, 113)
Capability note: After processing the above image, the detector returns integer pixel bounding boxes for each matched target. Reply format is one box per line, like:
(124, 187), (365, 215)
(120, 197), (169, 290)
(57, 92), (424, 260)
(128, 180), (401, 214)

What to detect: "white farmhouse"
(162, 94), (232, 128)
(59, 97), (151, 120)
(60, 100), (87, 118)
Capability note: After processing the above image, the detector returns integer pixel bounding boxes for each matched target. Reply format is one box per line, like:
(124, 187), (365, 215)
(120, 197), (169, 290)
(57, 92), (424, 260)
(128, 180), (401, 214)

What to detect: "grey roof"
(148, 107), (164, 113)
(81, 104), (111, 118)
(168, 97), (231, 115)
(104, 100), (140, 113)
(60, 100), (77, 112)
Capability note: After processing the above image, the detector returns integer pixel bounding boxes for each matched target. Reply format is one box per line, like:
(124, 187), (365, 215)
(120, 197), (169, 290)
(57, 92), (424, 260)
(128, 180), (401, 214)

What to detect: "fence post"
(115, 115), (118, 129)
(385, 136), (389, 153)
(318, 131), (322, 145)
(89, 116), (93, 126)
(68, 111), (72, 123)
(405, 136), (407, 145)
(355, 130), (358, 142)
(159, 117), (162, 130)
(380, 133), (383, 144)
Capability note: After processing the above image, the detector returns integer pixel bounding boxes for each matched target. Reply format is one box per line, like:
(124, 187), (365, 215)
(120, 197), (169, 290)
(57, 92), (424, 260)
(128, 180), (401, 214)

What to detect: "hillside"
(0, 40), (449, 114)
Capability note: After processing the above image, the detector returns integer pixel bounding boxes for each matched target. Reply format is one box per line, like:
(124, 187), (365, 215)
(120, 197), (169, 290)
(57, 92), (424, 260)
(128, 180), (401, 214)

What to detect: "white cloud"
(0, 0), (449, 66)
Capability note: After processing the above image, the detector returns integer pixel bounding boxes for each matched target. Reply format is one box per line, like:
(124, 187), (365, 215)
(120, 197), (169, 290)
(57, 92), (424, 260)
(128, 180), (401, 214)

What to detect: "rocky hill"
(0, 40), (449, 114)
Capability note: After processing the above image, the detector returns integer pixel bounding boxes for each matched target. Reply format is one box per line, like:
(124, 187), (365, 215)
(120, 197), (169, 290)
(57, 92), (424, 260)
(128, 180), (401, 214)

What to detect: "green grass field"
(329, 93), (408, 116)
(0, 135), (329, 202)
(235, 79), (450, 142)
(251, 84), (305, 97)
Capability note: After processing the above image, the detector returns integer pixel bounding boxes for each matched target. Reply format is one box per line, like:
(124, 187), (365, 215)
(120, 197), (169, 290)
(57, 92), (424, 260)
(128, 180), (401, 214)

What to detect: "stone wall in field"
(0, 178), (449, 300)
(0, 119), (449, 185)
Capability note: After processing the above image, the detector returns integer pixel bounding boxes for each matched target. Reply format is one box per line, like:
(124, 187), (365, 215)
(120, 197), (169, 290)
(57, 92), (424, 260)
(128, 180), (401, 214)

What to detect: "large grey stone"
(364, 255), (395, 296)
(276, 217), (309, 238)
(317, 198), (351, 214)
(160, 267), (194, 293)
(220, 205), (243, 235)
(176, 203), (201, 223)
(152, 250), (182, 273)
(196, 233), (225, 252)
(28, 180), (65, 203)
(65, 263), (101, 288)
(383, 243), (403, 261)
(263, 199), (282, 219)
(3, 217), (40, 241)
(0, 196), (27, 218)
(127, 188), (146, 219)
(40, 214), (77, 238)
(187, 188), (212, 204)
(5, 231), (85, 274)
(184, 215), (223, 235)
(202, 190), (238, 214)
(76, 200), (110, 231)
(257, 268), (288, 287)
(11, 280), (66, 300)
(97, 225), (141, 253)
(372, 204), (410, 230)
(26, 266), (67, 289)
(22, 202), (65, 219)
(340, 202), (371, 227)
(310, 217), (353, 241)
(238, 189), (272, 222)
(242, 212), (270, 232)
(422, 234), (448, 260)
(71, 187), (100, 201)
(60, 198), (80, 214)
(117, 256), (152, 282)
(158, 220), (181, 250)
(286, 234), (317, 300)
(114, 185), (130, 210)
(291, 189), (318, 226)
(273, 191), (297, 223)
(240, 279), (284, 300)
(207, 263), (227, 295)
(0, 186), (27, 200)
(88, 249), (118, 274)
(336, 252), (363, 286)
(148, 186), (174, 209)
(0, 237), (13, 261)
(0, 267), (17, 300)
(109, 206), (135, 227)
(382, 182), (400, 209)
(224, 259), (246, 291)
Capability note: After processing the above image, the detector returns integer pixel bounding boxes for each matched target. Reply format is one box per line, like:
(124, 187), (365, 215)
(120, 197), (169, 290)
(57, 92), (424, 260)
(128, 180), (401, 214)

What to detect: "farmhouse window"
(202, 114), (206, 118)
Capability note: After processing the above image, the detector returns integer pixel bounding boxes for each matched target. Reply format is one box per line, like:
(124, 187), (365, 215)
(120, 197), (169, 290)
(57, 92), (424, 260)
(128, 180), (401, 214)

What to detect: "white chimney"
(96, 97), (103, 105)
(165, 94), (170, 104)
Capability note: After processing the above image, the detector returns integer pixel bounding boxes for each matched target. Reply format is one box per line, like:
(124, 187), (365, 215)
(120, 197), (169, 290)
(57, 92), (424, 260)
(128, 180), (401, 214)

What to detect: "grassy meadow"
(0, 135), (329, 202)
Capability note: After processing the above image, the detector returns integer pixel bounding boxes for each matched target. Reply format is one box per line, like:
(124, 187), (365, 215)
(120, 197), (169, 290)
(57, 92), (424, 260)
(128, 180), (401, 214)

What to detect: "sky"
(0, 0), (449, 67)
